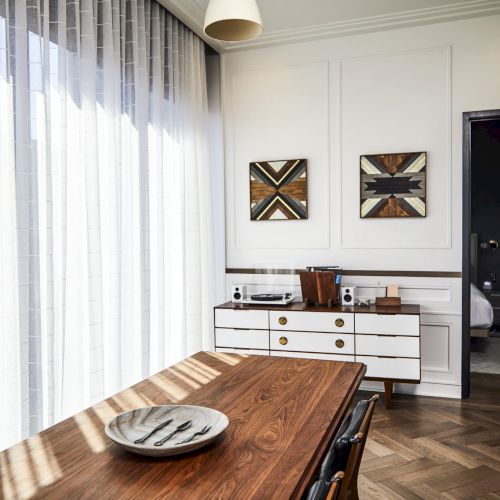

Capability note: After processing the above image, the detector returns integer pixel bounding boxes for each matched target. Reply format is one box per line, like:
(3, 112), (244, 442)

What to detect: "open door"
(463, 109), (500, 398)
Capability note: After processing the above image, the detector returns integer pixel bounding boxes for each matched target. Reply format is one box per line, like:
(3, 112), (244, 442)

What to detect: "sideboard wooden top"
(215, 301), (420, 315)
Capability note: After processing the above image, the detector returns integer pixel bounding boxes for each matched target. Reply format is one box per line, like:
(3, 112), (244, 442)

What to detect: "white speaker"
(341, 286), (356, 306)
(231, 285), (247, 303)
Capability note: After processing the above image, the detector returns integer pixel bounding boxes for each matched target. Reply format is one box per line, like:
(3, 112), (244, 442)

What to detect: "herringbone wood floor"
(357, 373), (500, 499)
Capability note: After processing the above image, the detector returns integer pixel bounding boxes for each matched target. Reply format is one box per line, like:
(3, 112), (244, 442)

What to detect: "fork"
(175, 425), (212, 445)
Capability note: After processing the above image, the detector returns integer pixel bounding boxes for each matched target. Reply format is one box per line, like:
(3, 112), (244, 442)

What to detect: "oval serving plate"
(105, 405), (229, 457)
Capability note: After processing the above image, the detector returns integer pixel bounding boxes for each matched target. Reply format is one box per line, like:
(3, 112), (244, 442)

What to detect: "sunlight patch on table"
(74, 411), (107, 453)
(112, 388), (151, 411)
(183, 358), (221, 379)
(176, 361), (214, 385)
(5, 442), (37, 499)
(27, 435), (62, 487)
(167, 366), (202, 390)
(93, 400), (120, 425)
(206, 351), (244, 366)
(1, 453), (16, 500)
(148, 373), (189, 402)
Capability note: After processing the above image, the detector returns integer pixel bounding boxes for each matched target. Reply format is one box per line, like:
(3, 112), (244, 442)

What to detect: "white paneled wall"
(222, 15), (500, 269)
(338, 46), (451, 250)
(221, 14), (500, 398)
(230, 62), (330, 250)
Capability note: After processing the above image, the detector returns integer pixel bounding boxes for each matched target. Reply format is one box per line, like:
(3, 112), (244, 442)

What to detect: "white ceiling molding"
(225, 0), (500, 52)
(162, 0), (500, 53)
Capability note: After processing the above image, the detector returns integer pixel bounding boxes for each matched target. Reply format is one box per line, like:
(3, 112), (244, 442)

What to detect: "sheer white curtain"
(0, 0), (214, 451)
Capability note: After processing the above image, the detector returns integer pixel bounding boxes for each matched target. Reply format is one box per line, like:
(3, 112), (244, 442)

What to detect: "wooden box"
(375, 297), (402, 307)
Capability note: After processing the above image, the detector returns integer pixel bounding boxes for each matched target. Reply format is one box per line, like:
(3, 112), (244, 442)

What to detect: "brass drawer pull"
(279, 316), (288, 326)
(335, 318), (344, 328)
(335, 339), (345, 349)
(279, 336), (288, 346)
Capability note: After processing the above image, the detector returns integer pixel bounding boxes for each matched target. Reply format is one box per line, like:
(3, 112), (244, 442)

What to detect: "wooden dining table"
(0, 352), (366, 500)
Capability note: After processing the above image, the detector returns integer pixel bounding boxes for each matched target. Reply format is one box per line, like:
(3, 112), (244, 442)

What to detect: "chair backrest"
(336, 395), (379, 499)
(326, 471), (344, 500)
(307, 395), (378, 500)
(305, 479), (329, 500)
(319, 395), (376, 481)
(305, 472), (344, 500)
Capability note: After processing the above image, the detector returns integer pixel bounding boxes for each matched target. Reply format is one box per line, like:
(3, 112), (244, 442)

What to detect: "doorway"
(463, 110), (500, 398)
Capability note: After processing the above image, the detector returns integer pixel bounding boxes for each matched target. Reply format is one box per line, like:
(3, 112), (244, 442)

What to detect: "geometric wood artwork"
(250, 159), (308, 220)
(360, 152), (427, 218)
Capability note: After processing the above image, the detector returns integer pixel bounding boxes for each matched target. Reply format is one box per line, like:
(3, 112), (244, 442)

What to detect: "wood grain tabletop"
(0, 352), (366, 500)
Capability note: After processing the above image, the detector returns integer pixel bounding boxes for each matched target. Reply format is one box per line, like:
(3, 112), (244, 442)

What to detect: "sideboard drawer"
(271, 351), (355, 362)
(215, 309), (269, 330)
(269, 311), (354, 333)
(356, 355), (420, 380)
(270, 330), (354, 354)
(215, 328), (269, 350)
(356, 334), (419, 358)
(355, 314), (419, 336)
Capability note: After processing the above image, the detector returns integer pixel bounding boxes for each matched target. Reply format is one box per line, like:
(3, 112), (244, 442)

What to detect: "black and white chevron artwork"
(360, 152), (427, 218)
(250, 159), (308, 221)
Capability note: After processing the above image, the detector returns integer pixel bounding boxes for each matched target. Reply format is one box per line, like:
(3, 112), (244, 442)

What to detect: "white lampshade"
(204, 0), (263, 42)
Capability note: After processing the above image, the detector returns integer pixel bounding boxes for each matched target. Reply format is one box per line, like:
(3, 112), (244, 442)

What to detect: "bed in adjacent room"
(470, 283), (494, 337)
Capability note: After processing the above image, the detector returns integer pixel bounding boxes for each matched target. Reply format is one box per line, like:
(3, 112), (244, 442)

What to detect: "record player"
(242, 293), (295, 306)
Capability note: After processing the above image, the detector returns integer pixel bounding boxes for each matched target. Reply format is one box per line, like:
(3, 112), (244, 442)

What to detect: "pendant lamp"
(204, 0), (263, 42)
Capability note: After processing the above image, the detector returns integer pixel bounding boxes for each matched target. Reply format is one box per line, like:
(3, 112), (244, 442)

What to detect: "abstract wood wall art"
(250, 159), (308, 220)
(360, 152), (426, 218)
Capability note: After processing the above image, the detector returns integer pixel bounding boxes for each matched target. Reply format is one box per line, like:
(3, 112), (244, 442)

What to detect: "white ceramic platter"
(105, 405), (229, 457)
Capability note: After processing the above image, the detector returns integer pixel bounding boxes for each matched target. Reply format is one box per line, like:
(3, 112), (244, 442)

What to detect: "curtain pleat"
(0, 0), (213, 451)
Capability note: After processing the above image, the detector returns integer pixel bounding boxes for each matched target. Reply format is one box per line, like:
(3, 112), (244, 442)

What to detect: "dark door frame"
(462, 109), (500, 398)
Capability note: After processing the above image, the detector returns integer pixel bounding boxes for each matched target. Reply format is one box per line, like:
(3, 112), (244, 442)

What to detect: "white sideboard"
(214, 302), (421, 406)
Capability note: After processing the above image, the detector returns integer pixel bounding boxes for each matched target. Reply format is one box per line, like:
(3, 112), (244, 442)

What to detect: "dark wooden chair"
(306, 394), (379, 500)
(335, 395), (379, 500)
(326, 471), (345, 500)
(306, 471), (344, 500)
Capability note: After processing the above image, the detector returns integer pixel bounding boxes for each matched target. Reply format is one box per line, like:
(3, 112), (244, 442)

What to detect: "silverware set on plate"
(134, 418), (212, 446)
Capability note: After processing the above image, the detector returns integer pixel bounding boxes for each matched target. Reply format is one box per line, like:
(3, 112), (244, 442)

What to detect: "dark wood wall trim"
(226, 268), (462, 278)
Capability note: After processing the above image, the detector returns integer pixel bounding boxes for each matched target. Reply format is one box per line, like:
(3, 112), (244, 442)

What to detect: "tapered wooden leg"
(384, 381), (393, 409)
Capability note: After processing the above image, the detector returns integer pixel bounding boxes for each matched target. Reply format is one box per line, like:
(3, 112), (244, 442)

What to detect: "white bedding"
(470, 283), (494, 329)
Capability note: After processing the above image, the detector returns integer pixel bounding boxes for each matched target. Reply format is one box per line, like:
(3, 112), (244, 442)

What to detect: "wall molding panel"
(420, 314), (462, 384)
(421, 323), (452, 374)
(338, 45), (453, 250)
(229, 61), (331, 251)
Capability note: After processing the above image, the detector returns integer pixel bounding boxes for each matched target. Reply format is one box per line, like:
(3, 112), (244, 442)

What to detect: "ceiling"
(162, 0), (500, 51)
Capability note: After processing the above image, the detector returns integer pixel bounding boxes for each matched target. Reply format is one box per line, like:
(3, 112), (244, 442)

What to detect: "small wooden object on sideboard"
(375, 297), (401, 307)
(213, 301), (421, 408)
(375, 283), (401, 307)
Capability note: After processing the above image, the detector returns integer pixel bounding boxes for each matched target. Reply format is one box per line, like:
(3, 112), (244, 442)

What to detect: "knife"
(134, 418), (173, 444)
(154, 420), (192, 446)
